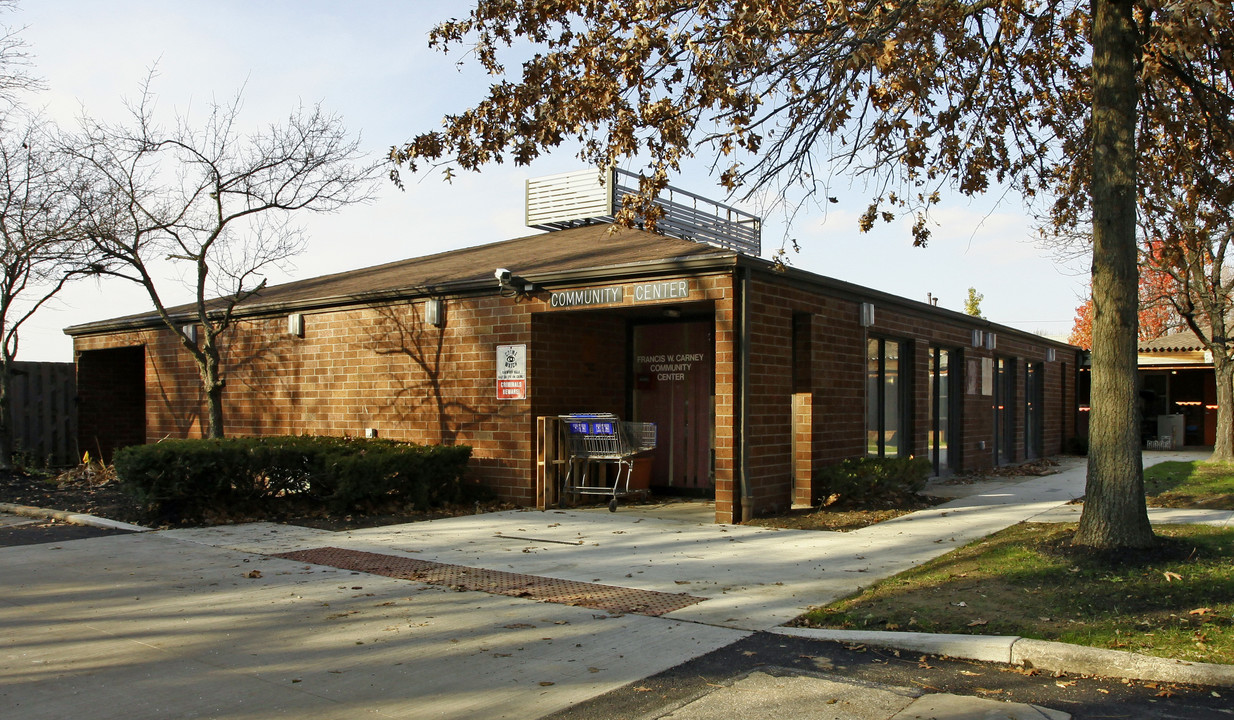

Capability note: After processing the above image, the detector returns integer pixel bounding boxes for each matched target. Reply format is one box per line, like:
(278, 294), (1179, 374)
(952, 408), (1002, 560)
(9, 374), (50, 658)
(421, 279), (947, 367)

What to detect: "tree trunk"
(1211, 354), (1234, 462)
(1074, 0), (1154, 549)
(200, 340), (226, 439)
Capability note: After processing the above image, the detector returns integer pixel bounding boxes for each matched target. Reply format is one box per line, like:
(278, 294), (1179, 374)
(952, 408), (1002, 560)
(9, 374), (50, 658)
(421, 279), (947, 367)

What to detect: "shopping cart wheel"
(608, 498), (618, 512)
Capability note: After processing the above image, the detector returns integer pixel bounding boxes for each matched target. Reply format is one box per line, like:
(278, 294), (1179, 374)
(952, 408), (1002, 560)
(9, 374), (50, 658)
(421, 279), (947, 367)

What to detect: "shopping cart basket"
(560, 413), (657, 511)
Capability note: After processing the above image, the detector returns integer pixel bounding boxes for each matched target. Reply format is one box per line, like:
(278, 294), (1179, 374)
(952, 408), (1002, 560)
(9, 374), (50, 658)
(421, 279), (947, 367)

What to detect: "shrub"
(113, 436), (476, 521)
(817, 456), (931, 506)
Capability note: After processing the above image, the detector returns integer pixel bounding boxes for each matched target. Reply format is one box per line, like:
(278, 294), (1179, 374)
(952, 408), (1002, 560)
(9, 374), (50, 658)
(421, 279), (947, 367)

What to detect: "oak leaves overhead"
(392, 0), (1099, 246)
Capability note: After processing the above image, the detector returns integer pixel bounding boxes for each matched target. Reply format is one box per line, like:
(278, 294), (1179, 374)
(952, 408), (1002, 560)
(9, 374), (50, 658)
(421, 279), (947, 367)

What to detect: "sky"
(11, 1), (1089, 362)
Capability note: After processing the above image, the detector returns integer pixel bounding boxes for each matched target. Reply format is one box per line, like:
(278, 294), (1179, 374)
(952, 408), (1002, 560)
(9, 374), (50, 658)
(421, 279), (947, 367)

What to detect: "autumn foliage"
(1068, 258), (1181, 348)
(396, 1), (1234, 544)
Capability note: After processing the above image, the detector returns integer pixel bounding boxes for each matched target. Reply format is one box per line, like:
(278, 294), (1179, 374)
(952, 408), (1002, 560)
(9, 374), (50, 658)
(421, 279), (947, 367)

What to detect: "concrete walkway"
(3, 449), (1226, 719)
(157, 451), (1209, 632)
(1, 530), (744, 719)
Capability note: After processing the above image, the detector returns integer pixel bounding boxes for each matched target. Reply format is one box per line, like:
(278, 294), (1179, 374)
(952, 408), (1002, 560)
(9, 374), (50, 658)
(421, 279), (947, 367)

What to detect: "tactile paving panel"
(275, 546), (704, 617)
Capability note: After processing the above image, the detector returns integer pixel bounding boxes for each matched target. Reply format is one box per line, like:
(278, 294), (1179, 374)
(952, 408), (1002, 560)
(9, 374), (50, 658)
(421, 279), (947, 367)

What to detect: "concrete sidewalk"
(1, 530), (745, 719)
(153, 454), (1126, 631)
(3, 449), (1228, 719)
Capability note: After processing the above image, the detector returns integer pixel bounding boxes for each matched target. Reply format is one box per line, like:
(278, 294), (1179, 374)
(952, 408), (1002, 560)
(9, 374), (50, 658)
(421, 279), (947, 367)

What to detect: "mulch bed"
(0, 469), (512, 531)
(0, 470), (146, 525)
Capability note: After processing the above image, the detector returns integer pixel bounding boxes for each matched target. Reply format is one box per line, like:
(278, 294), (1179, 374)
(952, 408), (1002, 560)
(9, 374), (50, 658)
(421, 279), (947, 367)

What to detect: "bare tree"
(73, 80), (380, 438)
(0, 115), (91, 467)
(0, 4), (94, 468)
(0, 1), (38, 106)
(1136, 83), (1234, 460)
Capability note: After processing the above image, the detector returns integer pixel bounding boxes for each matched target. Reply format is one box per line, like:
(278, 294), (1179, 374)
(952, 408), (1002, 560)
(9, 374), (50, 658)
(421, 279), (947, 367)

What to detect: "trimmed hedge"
(113, 436), (479, 520)
(818, 456), (931, 505)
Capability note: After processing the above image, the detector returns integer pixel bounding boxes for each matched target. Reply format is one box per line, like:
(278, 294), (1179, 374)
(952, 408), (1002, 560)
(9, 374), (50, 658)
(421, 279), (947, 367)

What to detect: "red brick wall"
(739, 271), (1078, 513)
(71, 264), (1075, 520)
(73, 272), (736, 508)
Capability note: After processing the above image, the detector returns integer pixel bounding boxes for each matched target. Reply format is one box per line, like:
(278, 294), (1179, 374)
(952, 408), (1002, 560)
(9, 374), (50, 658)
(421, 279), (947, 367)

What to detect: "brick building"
(66, 170), (1081, 523)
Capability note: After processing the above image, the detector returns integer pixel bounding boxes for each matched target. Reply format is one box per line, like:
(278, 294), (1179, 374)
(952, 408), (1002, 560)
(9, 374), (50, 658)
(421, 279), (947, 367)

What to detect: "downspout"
(736, 265), (753, 523)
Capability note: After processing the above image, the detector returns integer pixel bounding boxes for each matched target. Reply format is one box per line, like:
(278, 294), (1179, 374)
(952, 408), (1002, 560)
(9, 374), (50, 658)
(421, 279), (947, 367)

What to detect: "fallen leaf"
(539, 681), (555, 687)
(1189, 608), (1212, 616)
(967, 619), (989, 627)
(1163, 571), (1183, 582)
(245, 570), (262, 579)
(959, 670), (982, 677)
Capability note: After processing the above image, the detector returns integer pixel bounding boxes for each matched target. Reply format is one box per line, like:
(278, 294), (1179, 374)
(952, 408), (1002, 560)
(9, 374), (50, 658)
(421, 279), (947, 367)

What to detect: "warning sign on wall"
(496, 344), (527, 400)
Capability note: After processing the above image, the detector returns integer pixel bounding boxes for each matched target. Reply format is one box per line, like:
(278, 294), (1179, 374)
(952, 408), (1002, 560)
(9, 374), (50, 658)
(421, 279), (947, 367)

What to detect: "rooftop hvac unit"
(525, 167), (762, 256)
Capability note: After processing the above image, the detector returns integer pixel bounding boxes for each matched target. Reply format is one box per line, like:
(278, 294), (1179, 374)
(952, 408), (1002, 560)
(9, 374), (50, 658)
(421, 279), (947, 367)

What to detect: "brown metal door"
(632, 322), (714, 490)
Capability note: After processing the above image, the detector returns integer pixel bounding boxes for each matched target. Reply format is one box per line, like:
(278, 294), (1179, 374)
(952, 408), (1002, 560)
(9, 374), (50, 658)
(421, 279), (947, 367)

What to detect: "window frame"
(866, 336), (910, 458)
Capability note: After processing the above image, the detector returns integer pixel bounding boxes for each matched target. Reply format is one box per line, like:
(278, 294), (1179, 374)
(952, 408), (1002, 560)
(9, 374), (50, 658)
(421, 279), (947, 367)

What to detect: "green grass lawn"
(796, 522), (1234, 664)
(1145, 461), (1234, 510)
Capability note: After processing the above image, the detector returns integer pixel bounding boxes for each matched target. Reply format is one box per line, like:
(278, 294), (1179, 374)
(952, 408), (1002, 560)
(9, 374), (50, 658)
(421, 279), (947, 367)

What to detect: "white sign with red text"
(496, 344), (527, 400)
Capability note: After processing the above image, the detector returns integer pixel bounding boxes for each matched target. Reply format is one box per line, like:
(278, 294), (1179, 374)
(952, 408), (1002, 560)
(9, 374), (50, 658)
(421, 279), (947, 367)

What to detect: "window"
(1025, 362), (1043, 460)
(993, 357), (1016, 464)
(929, 347), (957, 474)
(867, 337), (907, 457)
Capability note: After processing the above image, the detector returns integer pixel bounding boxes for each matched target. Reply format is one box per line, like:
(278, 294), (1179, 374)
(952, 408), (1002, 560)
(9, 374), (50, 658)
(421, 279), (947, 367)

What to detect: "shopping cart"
(560, 413), (657, 511)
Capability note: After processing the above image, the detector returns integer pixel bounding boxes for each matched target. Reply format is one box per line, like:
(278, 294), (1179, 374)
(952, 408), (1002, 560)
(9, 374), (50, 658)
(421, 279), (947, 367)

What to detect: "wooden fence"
(10, 361), (78, 467)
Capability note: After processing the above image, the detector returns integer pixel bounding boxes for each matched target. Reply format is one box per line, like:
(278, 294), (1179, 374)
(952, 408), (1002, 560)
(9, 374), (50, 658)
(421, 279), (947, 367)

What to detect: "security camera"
(495, 268), (512, 284)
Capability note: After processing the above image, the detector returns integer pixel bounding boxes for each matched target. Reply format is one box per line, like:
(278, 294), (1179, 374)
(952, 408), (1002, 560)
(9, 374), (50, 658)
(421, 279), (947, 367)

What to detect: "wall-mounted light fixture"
(181, 324), (198, 343)
(860, 302), (875, 327)
(425, 298), (446, 328)
(984, 332), (997, 350)
(971, 329), (984, 347)
(1045, 348), (1056, 362)
(287, 313), (305, 337)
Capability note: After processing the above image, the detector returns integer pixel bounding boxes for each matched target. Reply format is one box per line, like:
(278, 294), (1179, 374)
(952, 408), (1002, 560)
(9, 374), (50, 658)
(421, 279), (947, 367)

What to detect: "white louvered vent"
(525, 167), (761, 256)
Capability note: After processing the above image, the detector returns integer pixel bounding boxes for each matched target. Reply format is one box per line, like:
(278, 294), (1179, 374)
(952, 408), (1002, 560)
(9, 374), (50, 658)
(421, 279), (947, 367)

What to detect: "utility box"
(1157, 414), (1184, 449)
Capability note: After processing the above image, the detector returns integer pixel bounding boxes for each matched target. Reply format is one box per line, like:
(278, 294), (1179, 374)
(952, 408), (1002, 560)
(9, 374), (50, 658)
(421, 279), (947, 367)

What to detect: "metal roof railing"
(526, 167), (761, 256)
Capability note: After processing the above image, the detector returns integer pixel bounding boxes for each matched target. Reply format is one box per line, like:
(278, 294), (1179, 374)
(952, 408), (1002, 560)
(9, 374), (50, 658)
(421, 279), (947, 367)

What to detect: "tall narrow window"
(994, 357), (1015, 464)
(1025, 362), (1043, 460)
(929, 347), (954, 475)
(867, 337), (905, 457)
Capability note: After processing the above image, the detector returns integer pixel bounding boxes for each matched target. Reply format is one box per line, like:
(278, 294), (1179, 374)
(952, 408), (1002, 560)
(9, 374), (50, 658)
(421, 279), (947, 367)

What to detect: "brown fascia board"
(737, 254), (1082, 353)
(63, 242), (1075, 355)
(63, 252), (739, 337)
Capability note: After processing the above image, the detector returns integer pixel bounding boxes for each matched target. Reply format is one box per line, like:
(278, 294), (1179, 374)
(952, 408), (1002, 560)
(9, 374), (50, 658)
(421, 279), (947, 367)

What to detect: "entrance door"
(632, 322), (714, 490)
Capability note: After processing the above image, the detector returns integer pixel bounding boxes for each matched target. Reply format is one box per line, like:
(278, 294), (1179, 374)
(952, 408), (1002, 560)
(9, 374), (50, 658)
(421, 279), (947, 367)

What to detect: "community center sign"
(549, 280), (691, 308)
